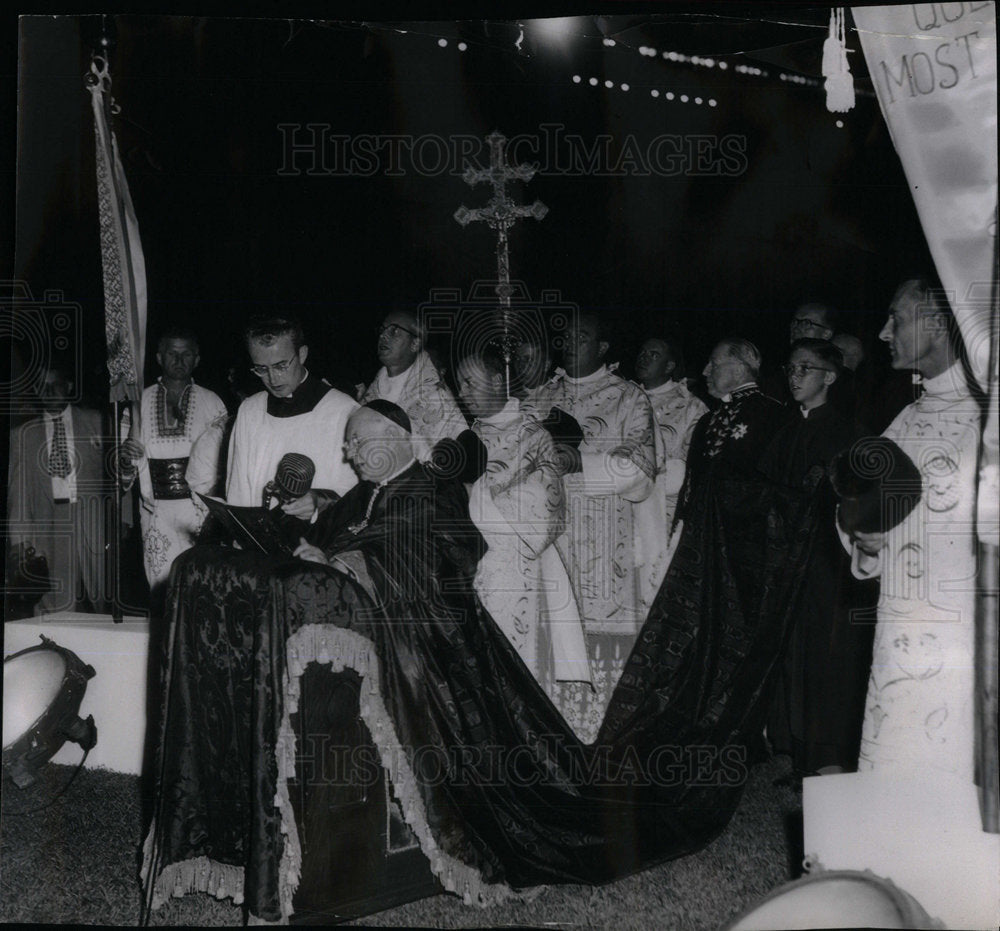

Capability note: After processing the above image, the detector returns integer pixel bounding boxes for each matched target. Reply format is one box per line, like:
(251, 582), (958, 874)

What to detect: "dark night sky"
(13, 7), (929, 407)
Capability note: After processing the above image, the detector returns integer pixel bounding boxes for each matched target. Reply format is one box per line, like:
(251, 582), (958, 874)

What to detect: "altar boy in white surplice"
(226, 316), (358, 511)
(525, 311), (657, 743)
(456, 348), (590, 705)
(838, 278), (981, 784)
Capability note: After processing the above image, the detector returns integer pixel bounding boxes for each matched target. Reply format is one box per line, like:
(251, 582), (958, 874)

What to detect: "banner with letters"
(854, 2), (996, 389)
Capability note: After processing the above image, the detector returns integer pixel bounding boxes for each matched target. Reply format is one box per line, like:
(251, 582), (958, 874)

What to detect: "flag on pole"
(87, 55), (147, 403)
(854, 4), (999, 837)
(853, 3), (996, 391)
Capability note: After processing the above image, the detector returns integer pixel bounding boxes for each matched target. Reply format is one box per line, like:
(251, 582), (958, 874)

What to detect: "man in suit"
(7, 362), (114, 614)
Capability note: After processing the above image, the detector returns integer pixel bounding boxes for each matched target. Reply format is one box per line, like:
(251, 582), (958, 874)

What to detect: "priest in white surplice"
(360, 306), (467, 461)
(632, 336), (708, 608)
(526, 311), (657, 742)
(120, 329), (228, 594)
(226, 316), (358, 513)
(839, 278), (981, 783)
(456, 348), (590, 710)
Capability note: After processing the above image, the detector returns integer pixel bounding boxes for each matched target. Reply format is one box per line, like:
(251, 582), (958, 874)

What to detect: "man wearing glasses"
(788, 302), (839, 343)
(225, 315), (358, 513)
(359, 305), (467, 461)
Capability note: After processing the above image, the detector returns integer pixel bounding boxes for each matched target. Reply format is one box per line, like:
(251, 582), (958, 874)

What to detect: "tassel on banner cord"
(823, 7), (855, 114)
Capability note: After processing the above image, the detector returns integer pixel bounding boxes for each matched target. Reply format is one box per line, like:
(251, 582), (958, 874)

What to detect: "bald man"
(359, 306), (467, 462)
(678, 337), (783, 524)
(294, 400), (485, 605)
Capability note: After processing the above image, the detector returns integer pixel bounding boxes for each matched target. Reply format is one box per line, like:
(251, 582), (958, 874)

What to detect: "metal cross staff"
(454, 130), (548, 393)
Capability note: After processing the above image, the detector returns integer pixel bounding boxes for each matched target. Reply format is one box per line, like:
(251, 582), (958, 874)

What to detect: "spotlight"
(3, 636), (97, 789)
(528, 16), (580, 49)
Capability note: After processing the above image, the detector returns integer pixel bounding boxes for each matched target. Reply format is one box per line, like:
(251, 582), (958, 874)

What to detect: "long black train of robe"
(141, 460), (815, 922)
(757, 403), (878, 772)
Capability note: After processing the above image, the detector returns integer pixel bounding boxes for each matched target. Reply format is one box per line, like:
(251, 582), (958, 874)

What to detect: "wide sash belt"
(149, 457), (191, 500)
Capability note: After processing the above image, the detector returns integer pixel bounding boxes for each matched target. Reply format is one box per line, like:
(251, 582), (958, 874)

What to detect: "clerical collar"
(381, 367), (409, 385)
(799, 401), (827, 419)
(266, 372), (330, 417)
(348, 458), (417, 533)
(557, 363), (616, 385)
(721, 383), (758, 404)
(475, 397), (520, 428)
(380, 457), (418, 486)
(642, 379), (683, 397)
(920, 362), (969, 400)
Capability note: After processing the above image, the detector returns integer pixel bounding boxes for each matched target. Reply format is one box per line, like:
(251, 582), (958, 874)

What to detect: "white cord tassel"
(823, 8), (855, 113)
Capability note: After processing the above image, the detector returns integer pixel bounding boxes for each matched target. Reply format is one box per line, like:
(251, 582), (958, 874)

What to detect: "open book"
(196, 494), (296, 557)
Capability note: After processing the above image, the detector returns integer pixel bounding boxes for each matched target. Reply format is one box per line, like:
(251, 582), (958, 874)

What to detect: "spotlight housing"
(3, 636), (97, 789)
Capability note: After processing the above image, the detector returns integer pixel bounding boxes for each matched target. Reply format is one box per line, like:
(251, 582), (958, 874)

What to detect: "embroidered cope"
(360, 351), (467, 461)
(632, 379), (708, 609)
(841, 363), (980, 782)
(469, 400), (589, 708)
(526, 365), (656, 741)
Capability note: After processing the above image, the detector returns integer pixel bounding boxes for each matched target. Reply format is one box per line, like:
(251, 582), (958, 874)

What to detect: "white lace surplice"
(225, 389), (359, 508)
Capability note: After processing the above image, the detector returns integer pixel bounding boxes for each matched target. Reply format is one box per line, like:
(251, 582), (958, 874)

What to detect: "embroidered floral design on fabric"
(155, 382), (193, 438)
(143, 524), (172, 576)
(92, 100), (140, 398)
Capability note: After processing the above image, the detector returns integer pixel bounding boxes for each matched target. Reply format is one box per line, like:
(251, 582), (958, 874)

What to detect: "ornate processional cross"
(454, 131), (548, 389)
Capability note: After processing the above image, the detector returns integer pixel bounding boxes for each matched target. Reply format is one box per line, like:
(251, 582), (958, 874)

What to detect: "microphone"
(262, 453), (316, 508)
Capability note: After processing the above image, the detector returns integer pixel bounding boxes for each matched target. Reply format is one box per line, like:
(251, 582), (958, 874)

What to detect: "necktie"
(48, 415), (72, 478)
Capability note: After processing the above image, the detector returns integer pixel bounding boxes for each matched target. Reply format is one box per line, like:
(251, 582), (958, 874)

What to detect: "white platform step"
(803, 770), (1000, 929)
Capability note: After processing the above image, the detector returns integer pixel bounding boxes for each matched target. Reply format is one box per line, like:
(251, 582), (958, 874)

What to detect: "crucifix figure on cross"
(454, 130), (548, 392)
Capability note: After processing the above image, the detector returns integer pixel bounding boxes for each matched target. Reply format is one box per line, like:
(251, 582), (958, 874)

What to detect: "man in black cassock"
(758, 339), (875, 775)
(677, 337), (783, 526)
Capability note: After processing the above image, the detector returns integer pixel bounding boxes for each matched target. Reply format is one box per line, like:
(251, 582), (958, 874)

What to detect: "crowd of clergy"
(7, 276), (982, 785)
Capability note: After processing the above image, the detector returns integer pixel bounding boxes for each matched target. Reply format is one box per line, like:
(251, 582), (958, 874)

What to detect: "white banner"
(854, 2), (997, 389)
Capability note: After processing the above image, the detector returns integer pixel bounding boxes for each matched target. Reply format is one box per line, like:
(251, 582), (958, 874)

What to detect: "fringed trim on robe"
(140, 833), (247, 909)
(277, 623), (520, 913)
(141, 619), (521, 922)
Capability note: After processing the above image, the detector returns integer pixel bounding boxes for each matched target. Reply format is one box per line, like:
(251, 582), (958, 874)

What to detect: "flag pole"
(87, 17), (147, 622)
(975, 218), (999, 833)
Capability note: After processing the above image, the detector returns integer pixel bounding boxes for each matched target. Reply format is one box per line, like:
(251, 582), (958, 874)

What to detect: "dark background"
(11, 5), (929, 410)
